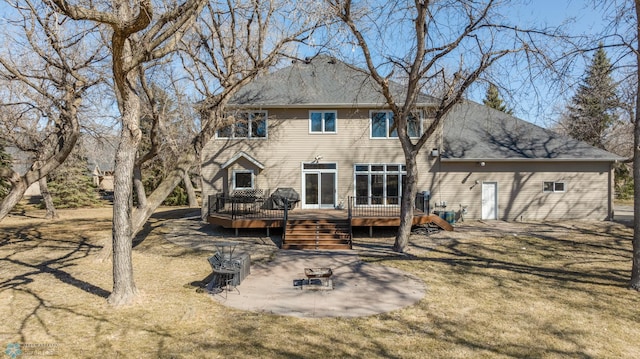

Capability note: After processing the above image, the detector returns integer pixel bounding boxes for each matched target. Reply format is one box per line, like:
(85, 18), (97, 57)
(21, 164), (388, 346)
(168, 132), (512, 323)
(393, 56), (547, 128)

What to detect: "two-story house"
(200, 55), (622, 245)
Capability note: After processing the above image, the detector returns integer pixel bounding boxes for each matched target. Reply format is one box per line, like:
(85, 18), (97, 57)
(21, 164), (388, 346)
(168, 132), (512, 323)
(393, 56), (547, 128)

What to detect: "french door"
(302, 163), (337, 209)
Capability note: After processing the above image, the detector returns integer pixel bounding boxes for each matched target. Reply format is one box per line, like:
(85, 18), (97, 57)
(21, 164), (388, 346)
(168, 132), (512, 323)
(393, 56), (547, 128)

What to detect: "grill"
(270, 187), (300, 209)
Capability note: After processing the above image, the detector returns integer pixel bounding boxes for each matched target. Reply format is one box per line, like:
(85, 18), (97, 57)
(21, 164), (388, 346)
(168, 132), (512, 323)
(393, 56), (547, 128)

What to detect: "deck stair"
(283, 219), (352, 250)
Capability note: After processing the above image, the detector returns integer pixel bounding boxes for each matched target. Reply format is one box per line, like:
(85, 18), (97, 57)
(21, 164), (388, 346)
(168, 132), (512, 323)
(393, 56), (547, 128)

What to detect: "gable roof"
(221, 151), (265, 170)
(442, 101), (624, 162)
(228, 56), (622, 163)
(229, 55), (437, 108)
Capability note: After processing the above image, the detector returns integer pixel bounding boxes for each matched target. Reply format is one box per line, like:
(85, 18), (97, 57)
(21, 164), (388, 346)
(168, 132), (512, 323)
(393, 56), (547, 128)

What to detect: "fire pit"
(293, 267), (334, 290)
(305, 267), (333, 279)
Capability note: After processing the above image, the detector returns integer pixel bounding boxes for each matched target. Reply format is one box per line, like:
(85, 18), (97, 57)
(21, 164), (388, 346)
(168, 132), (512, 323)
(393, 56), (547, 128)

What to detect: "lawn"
(1, 207), (639, 358)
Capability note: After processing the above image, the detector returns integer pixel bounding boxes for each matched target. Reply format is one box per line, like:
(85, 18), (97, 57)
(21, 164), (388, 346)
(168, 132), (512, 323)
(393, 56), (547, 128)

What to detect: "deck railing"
(208, 194), (287, 220)
(208, 192), (429, 220)
(348, 193), (429, 217)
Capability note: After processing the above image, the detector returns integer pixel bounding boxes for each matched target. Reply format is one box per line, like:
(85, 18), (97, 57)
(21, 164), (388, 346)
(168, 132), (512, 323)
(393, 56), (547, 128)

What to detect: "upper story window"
(543, 181), (565, 193)
(370, 110), (421, 138)
(217, 111), (267, 139)
(309, 111), (337, 133)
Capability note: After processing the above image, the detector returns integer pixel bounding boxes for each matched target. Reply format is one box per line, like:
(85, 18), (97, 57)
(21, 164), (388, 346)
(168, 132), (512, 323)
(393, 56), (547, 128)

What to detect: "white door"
(481, 182), (498, 220)
(303, 172), (336, 209)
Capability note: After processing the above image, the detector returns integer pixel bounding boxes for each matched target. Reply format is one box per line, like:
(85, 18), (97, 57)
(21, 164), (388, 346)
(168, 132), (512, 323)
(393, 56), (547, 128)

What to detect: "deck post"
(266, 228), (270, 236)
(235, 228), (238, 237)
(369, 226), (373, 238)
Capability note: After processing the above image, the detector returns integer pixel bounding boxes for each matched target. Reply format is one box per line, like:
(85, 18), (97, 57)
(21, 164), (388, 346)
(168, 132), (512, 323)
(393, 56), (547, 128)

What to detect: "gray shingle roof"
(442, 101), (624, 161)
(229, 55), (623, 162)
(229, 55), (437, 107)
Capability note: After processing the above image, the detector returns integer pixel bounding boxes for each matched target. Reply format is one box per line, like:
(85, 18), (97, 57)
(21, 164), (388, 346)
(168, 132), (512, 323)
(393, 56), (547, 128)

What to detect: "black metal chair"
(205, 252), (241, 296)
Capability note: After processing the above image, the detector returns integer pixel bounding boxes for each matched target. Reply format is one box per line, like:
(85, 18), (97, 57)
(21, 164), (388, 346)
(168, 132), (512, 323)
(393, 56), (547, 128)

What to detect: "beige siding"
(430, 161), (613, 220)
(201, 108), (613, 220)
(201, 108), (439, 208)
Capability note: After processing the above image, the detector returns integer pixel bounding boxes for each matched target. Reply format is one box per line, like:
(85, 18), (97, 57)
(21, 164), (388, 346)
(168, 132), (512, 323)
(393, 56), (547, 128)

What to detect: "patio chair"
(206, 252), (241, 296)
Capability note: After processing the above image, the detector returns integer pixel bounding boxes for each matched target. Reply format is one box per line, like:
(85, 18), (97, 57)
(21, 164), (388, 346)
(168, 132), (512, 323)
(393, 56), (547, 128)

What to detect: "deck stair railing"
(347, 198), (353, 243)
(282, 198), (289, 243)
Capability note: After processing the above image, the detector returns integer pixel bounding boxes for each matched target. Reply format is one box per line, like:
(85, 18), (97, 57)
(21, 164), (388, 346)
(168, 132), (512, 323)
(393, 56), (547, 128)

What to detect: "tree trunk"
(131, 152), (195, 235)
(39, 177), (59, 219)
(629, 0), (640, 290)
(393, 153), (418, 253)
(108, 93), (142, 306)
(199, 164), (208, 222)
(0, 177), (28, 220)
(183, 171), (198, 208)
(133, 165), (147, 209)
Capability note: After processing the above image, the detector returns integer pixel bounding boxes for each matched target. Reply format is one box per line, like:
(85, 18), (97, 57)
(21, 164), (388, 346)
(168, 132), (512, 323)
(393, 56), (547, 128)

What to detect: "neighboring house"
(200, 55), (623, 225)
(90, 164), (114, 192)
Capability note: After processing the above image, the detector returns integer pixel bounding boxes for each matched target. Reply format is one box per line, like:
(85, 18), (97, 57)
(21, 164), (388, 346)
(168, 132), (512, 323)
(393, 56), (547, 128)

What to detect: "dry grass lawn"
(1, 206), (639, 358)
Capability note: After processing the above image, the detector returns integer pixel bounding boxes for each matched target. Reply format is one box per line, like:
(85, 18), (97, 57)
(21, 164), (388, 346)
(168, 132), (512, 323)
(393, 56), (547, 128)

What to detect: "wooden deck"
(208, 208), (442, 229)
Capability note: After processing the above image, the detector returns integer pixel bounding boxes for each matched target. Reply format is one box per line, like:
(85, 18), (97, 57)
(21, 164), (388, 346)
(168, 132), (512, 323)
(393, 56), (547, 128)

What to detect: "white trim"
(308, 110), (338, 134)
(221, 151), (265, 170)
(232, 170), (254, 190)
(216, 110), (268, 140)
(369, 110), (423, 139)
(543, 181), (566, 193)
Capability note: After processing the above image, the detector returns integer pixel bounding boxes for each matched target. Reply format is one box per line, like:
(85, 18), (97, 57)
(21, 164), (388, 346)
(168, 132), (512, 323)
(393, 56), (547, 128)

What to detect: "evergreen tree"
(483, 84), (513, 114)
(566, 44), (618, 149)
(46, 146), (101, 208)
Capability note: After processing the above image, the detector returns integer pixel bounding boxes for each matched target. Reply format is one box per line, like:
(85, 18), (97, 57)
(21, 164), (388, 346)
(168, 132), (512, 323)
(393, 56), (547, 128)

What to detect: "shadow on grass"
(1, 231), (109, 298)
(359, 221), (631, 290)
(0, 223), (112, 343)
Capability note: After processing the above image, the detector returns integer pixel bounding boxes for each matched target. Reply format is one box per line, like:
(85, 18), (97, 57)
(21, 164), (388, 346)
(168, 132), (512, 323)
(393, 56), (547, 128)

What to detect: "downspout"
(609, 160), (617, 221)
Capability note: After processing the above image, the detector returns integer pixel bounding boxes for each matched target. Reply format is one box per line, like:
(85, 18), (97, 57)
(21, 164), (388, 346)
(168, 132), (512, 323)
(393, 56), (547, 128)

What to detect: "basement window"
(543, 181), (565, 193)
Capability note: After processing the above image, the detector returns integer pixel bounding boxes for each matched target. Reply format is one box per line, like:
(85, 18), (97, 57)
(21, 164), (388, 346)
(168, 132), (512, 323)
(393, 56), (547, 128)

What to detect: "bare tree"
(127, 0), (324, 235)
(630, 0), (640, 290)
(48, 0), (208, 305)
(328, 0), (561, 252)
(0, 1), (104, 221)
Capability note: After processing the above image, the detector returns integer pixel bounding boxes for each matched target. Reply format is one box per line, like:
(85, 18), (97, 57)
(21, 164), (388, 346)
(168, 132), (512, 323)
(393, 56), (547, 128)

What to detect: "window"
(370, 111), (422, 138)
(543, 181), (565, 193)
(303, 163), (337, 170)
(217, 111), (267, 139)
(233, 170), (254, 190)
(354, 164), (406, 205)
(310, 111), (337, 133)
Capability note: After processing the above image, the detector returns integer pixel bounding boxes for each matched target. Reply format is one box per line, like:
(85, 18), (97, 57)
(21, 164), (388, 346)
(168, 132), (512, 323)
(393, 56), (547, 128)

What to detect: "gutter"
(226, 102), (438, 110)
(439, 157), (624, 163)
